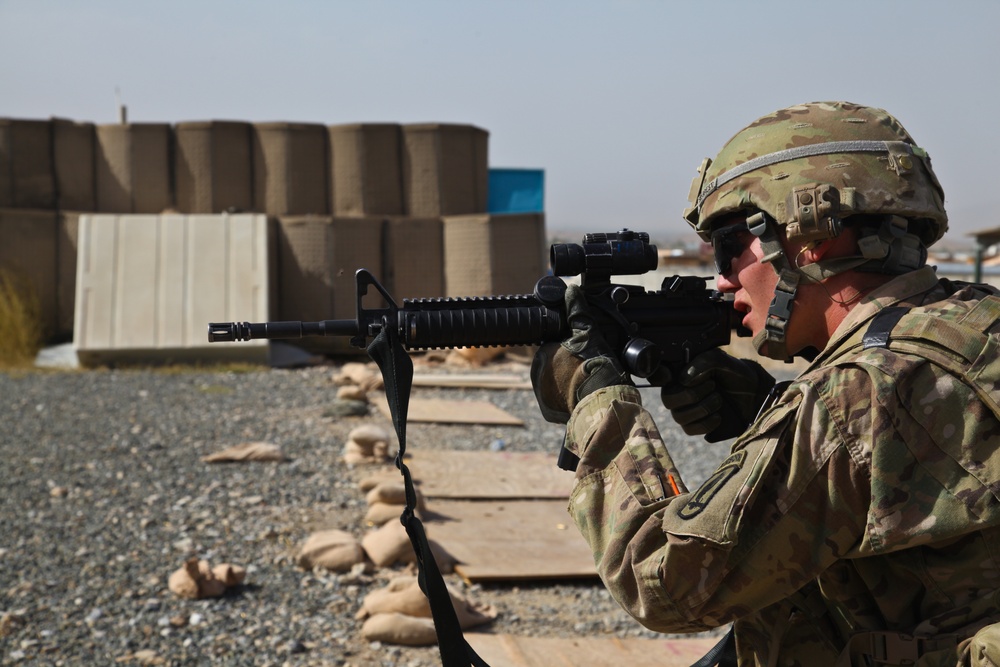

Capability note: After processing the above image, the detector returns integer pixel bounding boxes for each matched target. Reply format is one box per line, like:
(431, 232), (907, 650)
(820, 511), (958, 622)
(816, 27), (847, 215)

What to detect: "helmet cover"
(685, 101), (947, 246)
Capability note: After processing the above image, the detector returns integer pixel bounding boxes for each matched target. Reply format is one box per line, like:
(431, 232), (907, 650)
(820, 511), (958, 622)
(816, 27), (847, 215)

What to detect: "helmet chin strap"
(749, 213), (925, 362)
(747, 212), (800, 362)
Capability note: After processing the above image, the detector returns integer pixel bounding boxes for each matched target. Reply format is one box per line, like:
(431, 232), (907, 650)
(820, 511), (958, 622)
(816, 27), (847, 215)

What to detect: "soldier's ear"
(798, 239), (829, 264)
(799, 233), (852, 265)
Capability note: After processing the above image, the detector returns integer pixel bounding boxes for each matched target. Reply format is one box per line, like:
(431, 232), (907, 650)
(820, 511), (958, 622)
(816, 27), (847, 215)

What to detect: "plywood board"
(411, 373), (531, 390)
(423, 499), (596, 582)
(464, 634), (722, 667)
(405, 449), (572, 499)
(374, 395), (523, 425)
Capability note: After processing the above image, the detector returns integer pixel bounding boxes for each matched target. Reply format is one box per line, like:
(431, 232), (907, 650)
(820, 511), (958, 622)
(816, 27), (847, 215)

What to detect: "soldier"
(531, 101), (1000, 665)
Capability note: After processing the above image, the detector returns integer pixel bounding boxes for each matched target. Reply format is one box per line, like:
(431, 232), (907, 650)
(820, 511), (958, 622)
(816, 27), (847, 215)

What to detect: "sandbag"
(296, 529), (366, 572)
(361, 520), (454, 572)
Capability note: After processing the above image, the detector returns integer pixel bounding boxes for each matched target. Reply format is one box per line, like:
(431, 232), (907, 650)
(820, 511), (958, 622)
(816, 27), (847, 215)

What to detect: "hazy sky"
(2, 1), (997, 246)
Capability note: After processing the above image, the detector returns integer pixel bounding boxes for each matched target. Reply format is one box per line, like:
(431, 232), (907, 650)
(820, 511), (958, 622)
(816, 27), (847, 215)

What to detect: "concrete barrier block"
(74, 213), (271, 365)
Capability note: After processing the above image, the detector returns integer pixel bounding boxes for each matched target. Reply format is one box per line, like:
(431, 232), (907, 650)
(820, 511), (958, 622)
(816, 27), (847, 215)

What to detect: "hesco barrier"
(0, 118), (56, 210)
(443, 213), (547, 297)
(329, 123), (405, 217)
(95, 123), (173, 214)
(0, 117), (548, 355)
(52, 119), (96, 212)
(174, 121), (254, 214)
(402, 123), (489, 217)
(0, 208), (59, 338)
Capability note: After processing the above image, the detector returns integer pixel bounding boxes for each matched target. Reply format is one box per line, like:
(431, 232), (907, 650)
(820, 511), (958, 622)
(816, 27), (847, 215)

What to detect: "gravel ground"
(0, 351), (765, 667)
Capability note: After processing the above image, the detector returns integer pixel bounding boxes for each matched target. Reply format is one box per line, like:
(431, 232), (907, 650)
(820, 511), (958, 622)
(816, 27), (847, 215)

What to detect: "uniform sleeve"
(563, 382), (870, 633)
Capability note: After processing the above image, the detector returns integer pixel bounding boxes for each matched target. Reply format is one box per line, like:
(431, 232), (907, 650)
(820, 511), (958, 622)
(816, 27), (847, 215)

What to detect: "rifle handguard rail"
(208, 229), (749, 382)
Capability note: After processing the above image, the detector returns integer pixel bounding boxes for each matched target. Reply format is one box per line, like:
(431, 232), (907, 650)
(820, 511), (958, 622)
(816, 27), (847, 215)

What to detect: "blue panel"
(488, 168), (544, 213)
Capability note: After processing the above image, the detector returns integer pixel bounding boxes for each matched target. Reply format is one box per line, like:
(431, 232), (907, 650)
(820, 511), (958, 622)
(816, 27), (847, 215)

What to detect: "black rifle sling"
(690, 627), (736, 667)
(366, 326), (490, 667)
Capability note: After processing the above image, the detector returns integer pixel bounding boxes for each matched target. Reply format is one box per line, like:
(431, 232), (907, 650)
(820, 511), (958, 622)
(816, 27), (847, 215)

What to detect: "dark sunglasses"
(710, 222), (752, 275)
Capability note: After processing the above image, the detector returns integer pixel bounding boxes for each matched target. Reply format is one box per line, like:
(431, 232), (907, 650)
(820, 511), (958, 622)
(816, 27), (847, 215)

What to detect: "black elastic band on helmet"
(696, 140), (919, 211)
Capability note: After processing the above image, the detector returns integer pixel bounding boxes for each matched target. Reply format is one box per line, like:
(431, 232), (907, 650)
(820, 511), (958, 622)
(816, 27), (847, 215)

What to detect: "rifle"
(209, 229), (747, 441)
(206, 229), (746, 667)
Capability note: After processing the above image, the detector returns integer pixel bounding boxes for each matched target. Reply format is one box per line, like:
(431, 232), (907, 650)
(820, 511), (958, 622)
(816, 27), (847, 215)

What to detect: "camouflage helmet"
(684, 101), (948, 246)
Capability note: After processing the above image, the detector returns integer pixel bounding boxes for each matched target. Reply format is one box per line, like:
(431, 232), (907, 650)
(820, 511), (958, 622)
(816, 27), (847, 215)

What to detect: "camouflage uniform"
(564, 266), (1000, 665)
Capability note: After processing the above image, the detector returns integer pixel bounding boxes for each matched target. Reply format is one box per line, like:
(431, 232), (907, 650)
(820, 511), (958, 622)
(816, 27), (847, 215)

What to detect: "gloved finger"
(646, 366), (673, 387)
(562, 285), (603, 357)
(675, 410), (723, 437)
(529, 342), (574, 424)
(660, 379), (716, 410)
(668, 391), (724, 429)
(677, 349), (733, 387)
(564, 284), (593, 326)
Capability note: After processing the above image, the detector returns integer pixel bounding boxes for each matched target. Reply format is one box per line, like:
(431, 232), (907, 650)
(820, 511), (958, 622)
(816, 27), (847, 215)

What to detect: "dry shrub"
(0, 268), (43, 369)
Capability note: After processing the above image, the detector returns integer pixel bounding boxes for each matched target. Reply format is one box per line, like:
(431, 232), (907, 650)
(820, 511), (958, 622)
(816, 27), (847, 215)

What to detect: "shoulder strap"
(690, 627), (737, 667)
(837, 631), (958, 666)
(862, 307), (909, 350)
(367, 325), (490, 667)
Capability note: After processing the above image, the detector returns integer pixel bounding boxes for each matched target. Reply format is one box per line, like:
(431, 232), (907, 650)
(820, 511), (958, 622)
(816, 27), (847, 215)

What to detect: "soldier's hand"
(530, 284), (632, 424)
(659, 349), (776, 438)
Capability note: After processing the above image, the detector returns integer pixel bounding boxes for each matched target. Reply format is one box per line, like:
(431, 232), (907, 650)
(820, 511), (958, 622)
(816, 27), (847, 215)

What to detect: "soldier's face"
(713, 217), (780, 339)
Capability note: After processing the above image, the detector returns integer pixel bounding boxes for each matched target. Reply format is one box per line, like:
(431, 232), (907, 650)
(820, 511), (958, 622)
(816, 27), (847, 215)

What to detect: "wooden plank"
(464, 634), (722, 667)
(405, 449), (573, 499)
(374, 395), (524, 425)
(423, 499), (597, 582)
(411, 373), (531, 390)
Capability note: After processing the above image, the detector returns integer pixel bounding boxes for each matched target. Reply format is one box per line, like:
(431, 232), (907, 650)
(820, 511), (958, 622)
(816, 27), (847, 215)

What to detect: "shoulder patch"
(678, 450), (747, 520)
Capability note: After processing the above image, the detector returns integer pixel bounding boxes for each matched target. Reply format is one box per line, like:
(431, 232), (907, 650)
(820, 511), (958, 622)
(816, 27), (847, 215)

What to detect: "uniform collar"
(806, 266), (940, 369)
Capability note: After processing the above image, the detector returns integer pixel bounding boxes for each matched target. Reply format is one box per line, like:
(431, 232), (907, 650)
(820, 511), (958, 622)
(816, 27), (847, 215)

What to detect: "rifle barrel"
(207, 320), (358, 342)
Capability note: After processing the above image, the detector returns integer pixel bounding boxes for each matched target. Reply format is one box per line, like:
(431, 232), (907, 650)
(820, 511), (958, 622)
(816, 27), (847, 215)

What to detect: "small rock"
(0, 611), (26, 635)
(336, 385), (367, 402)
(134, 649), (162, 665)
(323, 400), (369, 419)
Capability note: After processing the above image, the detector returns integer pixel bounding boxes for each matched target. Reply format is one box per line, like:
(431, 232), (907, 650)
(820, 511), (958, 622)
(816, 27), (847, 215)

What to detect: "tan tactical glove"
(659, 348), (776, 439)
(530, 284), (632, 424)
